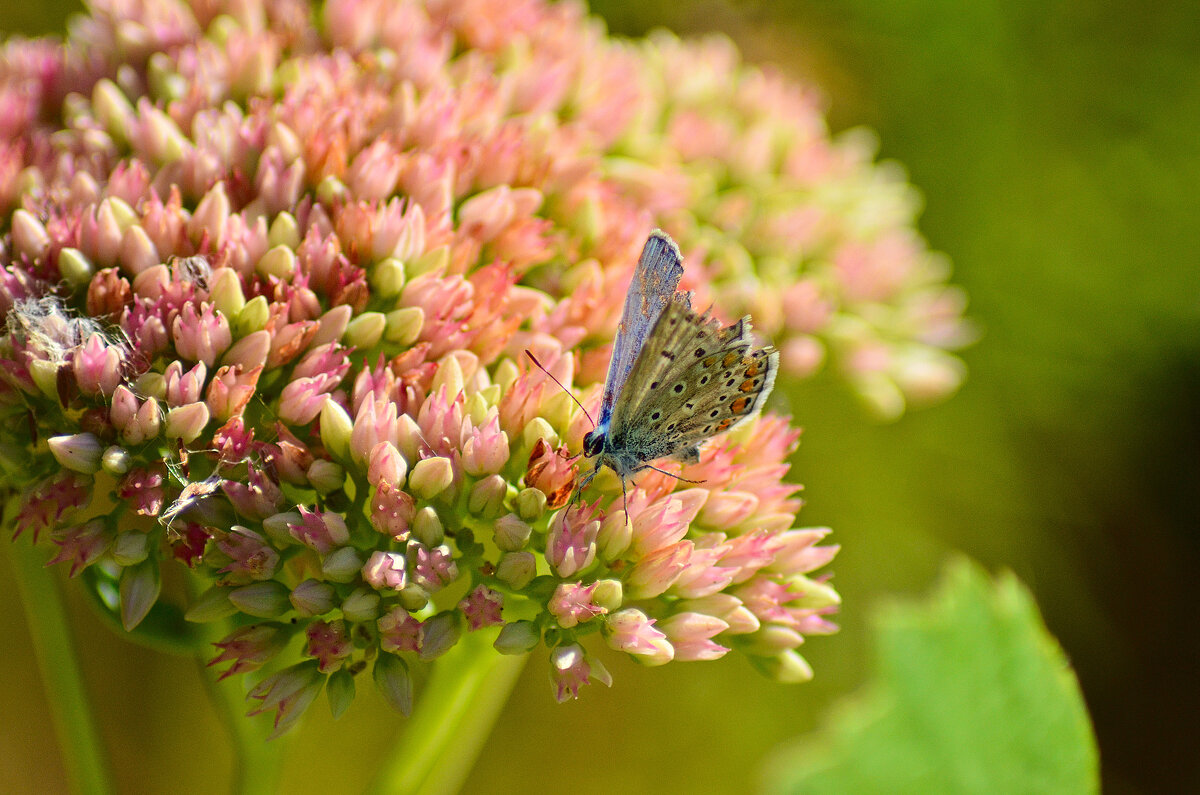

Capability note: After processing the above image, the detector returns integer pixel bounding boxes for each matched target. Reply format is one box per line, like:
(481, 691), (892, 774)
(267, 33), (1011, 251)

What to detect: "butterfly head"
(582, 428), (605, 458)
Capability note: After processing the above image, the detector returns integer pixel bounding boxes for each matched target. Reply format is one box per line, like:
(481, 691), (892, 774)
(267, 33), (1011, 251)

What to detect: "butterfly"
(574, 230), (779, 507)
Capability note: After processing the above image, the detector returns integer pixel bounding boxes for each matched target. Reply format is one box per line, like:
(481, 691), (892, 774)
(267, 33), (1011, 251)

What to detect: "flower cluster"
(0, 0), (958, 730)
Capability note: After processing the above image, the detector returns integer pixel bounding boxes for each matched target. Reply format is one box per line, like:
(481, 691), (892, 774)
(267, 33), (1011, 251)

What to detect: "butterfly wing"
(608, 298), (778, 469)
(597, 231), (685, 428)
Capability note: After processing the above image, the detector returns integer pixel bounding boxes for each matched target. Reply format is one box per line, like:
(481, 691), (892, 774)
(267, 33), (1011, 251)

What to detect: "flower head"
(0, 0), (975, 730)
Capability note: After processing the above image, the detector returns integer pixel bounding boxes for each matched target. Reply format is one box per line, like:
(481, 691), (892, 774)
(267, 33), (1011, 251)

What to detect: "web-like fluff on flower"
(0, 0), (960, 730)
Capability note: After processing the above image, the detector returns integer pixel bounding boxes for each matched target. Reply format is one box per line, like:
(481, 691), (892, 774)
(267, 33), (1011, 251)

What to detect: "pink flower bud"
(221, 330), (271, 371)
(367, 441), (406, 487)
(545, 504), (599, 578)
(458, 585), (504, 630)
(164, 401), (210, 443)
(305, 619), (351, 673)
(109, 384), (139, 431)
(461, 412), (509, 476)
(209, 624), (288, 680)
(765, 528), (839, 576)
(657, 612), (730, 661)
(370, 479), (415, 540)
(378, 607), (422, 653)
(278, 373), (341, 425)
(120, 395), (161, 446)
(525, 439), (576, 509)
(604, 609), (673, 666)
(287, 506), (349, 554)
(48, 519), (112, 577)
(206, 364), (261, 422)
(12, 209), (50, 259)
(548, 644), (611, 703)
(217, 526), (280, 581)
(408, 542), (458, 592)
(629, 489), (707, 556)
(163, 360), (207, 406)
(548, 581), (606, 629)
(362, 550), (408, 591)
(698, 490), (760, 528)
(72, 332), (125, 396)
(350, 398), (399, 466)
(172, 302), (232, 367)
(625, 541), (693, 600)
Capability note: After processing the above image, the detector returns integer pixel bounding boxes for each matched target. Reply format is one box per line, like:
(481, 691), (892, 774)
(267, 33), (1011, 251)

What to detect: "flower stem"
(6, 536), (114, 795)
(368, 631), (527, 795)
(196, 650), (286, 793)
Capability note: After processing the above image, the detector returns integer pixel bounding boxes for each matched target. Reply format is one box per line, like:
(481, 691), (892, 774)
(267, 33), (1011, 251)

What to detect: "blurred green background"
(2, 0), (1197, 793)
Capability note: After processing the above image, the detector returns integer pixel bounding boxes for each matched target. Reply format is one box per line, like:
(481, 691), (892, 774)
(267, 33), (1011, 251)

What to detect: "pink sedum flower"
(0, 0), (984, 728)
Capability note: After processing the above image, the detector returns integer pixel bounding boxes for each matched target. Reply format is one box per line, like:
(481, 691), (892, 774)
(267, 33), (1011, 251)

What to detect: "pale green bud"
(48, 433), (103, 474)
(229, 581), (292, 618)
(370, 257), (406, 298)
(417, 612), (461, 661)
(495, 551), (536, 590)
(341, 587), (381, 622)
(344, 311), (386, 349)
(307, 459), (345, 495)
(322, 546), (364, 583)
(409, 456), (454, 500)
(515, 487), (547, 522)
(373, 652), (412, 716)
(327, 669), (356, 720)
(384, 307), (423, 347)
(256, 244), (296, 281)
(58, 247), (94, 286)
(268, 211), (301, 249)
(120, 559), (162, 631)
(494, 621), (540, 655)
(184, 585), (238, 623)
(235, 295), (270, 336)
(319, 399), (353, 462)
(111, 531), (150, 566)
(411, 507), (444, 547)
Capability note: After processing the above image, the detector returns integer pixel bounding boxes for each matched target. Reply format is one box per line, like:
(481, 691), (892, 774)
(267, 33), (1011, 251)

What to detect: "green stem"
(7, 538), (114, 795)
(368, 631), (527, 795)
(183, 573), (286, 795)
(196, 651), (286, 794)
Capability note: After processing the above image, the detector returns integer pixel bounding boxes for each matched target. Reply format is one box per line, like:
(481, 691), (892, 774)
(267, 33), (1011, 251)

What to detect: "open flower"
(0, 0), (972, 730)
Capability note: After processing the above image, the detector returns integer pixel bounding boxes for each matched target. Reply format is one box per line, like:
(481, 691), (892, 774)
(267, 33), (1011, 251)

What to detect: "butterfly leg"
(571, 460), (601, 508)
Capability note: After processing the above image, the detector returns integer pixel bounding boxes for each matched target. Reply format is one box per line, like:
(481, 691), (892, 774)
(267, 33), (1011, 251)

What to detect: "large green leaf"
(765, 559), (1099, 794)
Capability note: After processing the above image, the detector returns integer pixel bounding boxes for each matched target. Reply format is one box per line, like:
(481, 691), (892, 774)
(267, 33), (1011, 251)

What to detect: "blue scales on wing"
(594, 230), (687, 431)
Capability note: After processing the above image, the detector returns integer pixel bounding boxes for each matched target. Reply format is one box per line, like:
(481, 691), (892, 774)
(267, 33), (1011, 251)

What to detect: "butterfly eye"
(582, 430), (604, 457)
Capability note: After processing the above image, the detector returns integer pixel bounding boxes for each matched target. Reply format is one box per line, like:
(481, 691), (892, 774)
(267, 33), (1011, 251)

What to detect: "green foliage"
(765, 559), (1098, 795)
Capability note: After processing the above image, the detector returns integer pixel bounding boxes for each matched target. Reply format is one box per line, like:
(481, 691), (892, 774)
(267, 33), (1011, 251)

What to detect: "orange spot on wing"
(744, 362), (760, 376)
(730, 397), (749, 413)
(716, 418), (732, 431)
(722, 352), (739, 367)
(739, 379), (755, 393)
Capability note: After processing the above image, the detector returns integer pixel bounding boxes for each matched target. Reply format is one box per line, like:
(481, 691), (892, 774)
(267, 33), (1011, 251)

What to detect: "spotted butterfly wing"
(606, 297), (778, 475)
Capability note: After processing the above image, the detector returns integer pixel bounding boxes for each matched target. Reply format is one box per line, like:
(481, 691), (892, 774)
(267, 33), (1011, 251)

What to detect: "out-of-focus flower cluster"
(0, 0), (959, 730)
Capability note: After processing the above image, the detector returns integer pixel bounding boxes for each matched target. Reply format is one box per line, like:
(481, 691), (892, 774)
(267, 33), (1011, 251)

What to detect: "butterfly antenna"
(638, 463), (707, 484)
(524, 350), (595, 428)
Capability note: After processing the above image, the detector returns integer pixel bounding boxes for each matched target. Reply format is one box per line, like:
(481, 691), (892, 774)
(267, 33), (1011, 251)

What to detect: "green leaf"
(765, 558), (1099, 795)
